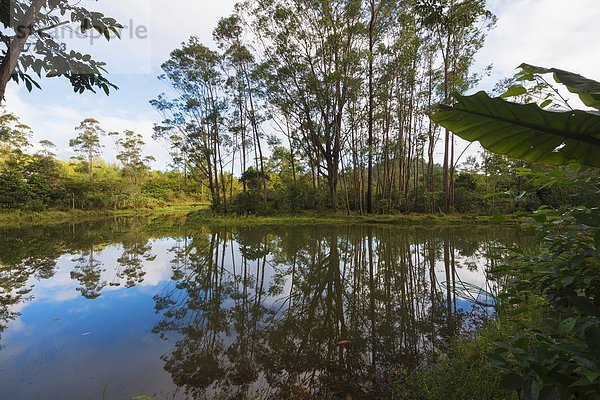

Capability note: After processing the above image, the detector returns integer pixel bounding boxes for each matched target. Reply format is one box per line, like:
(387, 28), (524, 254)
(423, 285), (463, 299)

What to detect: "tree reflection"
(153, 225), (522, 399)
(0, 217), (173, 338)
(0, 225), (61, 342)
(114, 240), (155, 288)
(71, 246), (106, 299)
(0, 218), (522, 395)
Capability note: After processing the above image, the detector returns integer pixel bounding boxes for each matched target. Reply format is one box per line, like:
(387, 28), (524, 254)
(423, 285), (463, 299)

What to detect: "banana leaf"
(432, 91), (600, 168)
(519, 63), (600, 110)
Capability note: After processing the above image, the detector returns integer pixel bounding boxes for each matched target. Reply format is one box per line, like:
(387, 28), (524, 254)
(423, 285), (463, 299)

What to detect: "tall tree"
(416, 0), (495, 212)
(0, 108), (30, 157)
(111, 130), (155, 185)
(214, 12), (268, 210)
(250, 0), (363, 209)
(151, 37), (230, 212)
(70, 118), (105, 180)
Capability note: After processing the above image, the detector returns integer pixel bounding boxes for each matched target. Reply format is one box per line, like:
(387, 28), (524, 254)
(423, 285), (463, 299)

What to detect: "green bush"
(488, 204), (600, 399)
(232, 191), (263, 215)
(393, 328), (513, 400)
(26, 199), (46, 211)
(0, 171), (29, 209)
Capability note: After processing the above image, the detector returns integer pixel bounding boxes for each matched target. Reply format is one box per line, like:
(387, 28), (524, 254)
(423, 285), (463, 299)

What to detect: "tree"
(366, 0), (378, 214)
(111, 129), (155, 185)
(151, 37), (231, 212)
(0, 108), (31, 157)
(0, 0), (121, 102)
(214, 11), (268, 210)
(250, 0), (363, 209)
(416, 0), (496, 212)
(38, 139), (56, 158)
(70, 118), (105, 180)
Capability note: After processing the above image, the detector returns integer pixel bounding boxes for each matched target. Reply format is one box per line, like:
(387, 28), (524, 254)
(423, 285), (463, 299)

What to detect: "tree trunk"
(244, 66), (267, 211)
(88, 145), (94, 180)
(366, 0), (376, 214)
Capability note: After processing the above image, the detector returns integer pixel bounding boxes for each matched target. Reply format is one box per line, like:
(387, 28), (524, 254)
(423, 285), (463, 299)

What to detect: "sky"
(4, 0), (600, 170)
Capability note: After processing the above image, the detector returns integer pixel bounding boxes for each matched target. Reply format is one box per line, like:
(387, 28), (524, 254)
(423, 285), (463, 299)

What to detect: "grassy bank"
(393, 325), (514, 400)
(187, 209), (524, 227)
(391, 297), (547, 400)
(0, 204), (207, 226)
(0, 205), (525, 229)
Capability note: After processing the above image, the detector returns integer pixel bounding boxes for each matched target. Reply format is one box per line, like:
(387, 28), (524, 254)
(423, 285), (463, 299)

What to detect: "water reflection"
(0, 218), (522, 399)
(153, 225), (516, 399)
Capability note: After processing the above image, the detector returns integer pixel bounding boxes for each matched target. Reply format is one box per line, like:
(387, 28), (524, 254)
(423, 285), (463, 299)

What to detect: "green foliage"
(454, 172), (483, 213)
(394, 331), (513, 400)
(518, 64), (600, 110)
(489, 203), (600, 399)
(0, 0), (121, 96)
(434, 66), (600, 400)
(70, 118), (105, 179)
(0, 171), (28, 208)
(0, 111), (201, 212)
(231, 191), (263, 215)
(433, 91), (600, 168)
(112, 129), (155, 184)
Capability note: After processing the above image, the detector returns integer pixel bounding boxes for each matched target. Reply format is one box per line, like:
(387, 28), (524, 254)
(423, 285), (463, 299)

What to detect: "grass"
(392, 328), (515, 400)
(0, 204), (207, 227)
(0, 203), (524, 228)
(392, 295), (548, 400)
(187, 209), (523, 227)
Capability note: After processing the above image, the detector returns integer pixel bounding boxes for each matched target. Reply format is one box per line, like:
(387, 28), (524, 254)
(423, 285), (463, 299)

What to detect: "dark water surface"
(0, 217), (525, 399)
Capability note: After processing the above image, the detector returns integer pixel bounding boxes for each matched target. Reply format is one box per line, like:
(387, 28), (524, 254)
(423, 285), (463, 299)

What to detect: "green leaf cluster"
(433, 66), (600, 399)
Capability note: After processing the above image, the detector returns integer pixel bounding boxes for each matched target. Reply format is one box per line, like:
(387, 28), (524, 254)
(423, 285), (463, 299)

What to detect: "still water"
(0, 217), (524, 399)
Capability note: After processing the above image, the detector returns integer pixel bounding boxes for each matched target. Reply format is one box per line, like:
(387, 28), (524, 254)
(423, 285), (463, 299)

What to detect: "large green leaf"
(519, 63), (600, 110)
(432, 91), (600, 168)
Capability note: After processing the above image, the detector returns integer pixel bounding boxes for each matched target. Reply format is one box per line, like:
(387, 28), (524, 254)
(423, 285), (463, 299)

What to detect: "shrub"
(231, 191), (263, 215)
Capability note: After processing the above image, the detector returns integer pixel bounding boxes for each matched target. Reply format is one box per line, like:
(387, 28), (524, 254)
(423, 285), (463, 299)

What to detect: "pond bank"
(187, 210), (524, 227)
(0, 206), (524, 228)
(0, 204), (206, 226)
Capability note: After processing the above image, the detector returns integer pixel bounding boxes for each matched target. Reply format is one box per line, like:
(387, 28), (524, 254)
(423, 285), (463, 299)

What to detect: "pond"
(0, 216), (526, 399)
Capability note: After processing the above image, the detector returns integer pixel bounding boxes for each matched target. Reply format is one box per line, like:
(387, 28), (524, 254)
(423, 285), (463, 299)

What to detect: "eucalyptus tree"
(0, 0), (121, 102)
(416, 0), (496, 212)
(69, 118), (105, 180)
(369, 2), (424, 212)
(0, 109), (30, 157)
(250, 0), (364, 209)
(111, 129), (155, 185)
(214, 15), (249, 192)
(38, 139), (56, 158)
(151, 37), (230, 211)
(365, 0), (401, 213)
(214, 12), (268, 210)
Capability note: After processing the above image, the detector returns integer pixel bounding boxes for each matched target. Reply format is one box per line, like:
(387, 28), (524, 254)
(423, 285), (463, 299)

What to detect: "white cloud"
(475, 0), (600, 91)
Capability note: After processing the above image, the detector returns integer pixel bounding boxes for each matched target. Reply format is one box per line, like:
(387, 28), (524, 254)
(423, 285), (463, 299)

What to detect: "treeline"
(151, 0), (504, 214)
(0, 111), (202, 211)
(3, 0), (591, 215)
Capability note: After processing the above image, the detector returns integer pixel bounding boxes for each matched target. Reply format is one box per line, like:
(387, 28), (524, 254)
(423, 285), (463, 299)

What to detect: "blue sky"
(4, 0), (600, 170)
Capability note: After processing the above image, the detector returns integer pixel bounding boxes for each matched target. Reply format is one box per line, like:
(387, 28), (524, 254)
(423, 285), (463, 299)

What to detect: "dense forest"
(1, 104), (592, 215)
(1, 0), (595, 215)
